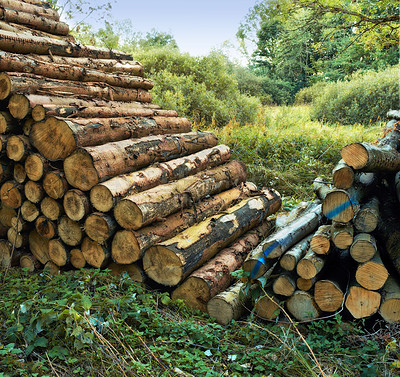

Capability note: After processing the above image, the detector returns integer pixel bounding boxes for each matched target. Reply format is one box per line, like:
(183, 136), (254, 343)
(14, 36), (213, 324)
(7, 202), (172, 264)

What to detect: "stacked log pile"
(204, 112), (400, 325)
(0, 0), (283, 300)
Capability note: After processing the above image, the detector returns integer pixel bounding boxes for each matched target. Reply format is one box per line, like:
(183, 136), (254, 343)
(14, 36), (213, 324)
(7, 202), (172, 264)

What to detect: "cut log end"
(0, 73), (11, 100)
(323, 190), (355, 222)
(341, 143), (368, 170)
(48, 239), (69, 266)
(6, 135), (28, 161)
(206, 298), (235, 326)
(32, 105), (46, 122)
(171, 277), (210, 312)
(1, 181), (22, 208)
(333, 167), (354, 189)
(113, 199), (143, 230)
(111, 230), (140, 264)
(25, 154), (46, 181)
(107, 262), (145, 283)
(43, 171), (68, 199)
(286, 290), (320, 321)
(70, 248), (86, 269)
(8, 94), (29, 119)
(21, 200), (39, 222)
(84, 213), (116, 244)
(81, 237), (109, 268)
(58, 216), (82, 246)
(63, 189), (89, 221)
(356, 262), (389, 291)
(380, 299), (400, 323)
(314, 280), (344, 312)
(64, 149), (99, 190)
(35, 216), (56, 239)
(254, 295), (281, 321)
(90, 184), (113, 212)
(345, 285), (381, 319)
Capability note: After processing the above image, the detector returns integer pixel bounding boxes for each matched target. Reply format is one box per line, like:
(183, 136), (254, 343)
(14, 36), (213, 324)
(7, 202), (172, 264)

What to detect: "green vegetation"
(0, 268), (398, 377)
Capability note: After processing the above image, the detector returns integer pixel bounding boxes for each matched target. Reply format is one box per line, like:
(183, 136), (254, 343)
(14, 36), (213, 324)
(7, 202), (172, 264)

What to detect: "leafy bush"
(310, 65), (399, 124)
(294, 81), (330, 104)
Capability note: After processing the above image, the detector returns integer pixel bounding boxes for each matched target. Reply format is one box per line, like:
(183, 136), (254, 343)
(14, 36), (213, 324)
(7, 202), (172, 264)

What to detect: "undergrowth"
(0, 268), (398, 377)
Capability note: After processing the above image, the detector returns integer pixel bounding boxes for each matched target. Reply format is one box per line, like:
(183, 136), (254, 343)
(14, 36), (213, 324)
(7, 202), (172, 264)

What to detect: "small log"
(19, 253), (40, 272)
(296, 249), (325, 280)
(28, 229), (49, 264)
(35, 215), (56, 239)
(353, 197), (379, 233)
(350, 233), (377, 263)
(0, 110), (18, 133)
(90, 145), (231, 212)
(0, 0), (60, 21)
(107, 262), (146, 283)
(345, 283), (381, 319)
(279, 235), (312, 271)
(84, 213), (117, 244)
(70, 248), (86, 269)
(24, 180), (44, 203)
(254, 293), (282, 321)
(63, 189), (90, 221)
(0, 239), (12, 267)
(355, 251), (389, 291)
(24, 153), (49, 181)
(114, 161), (247, 230)
(48, 239), (70, 267)
(0, 204), (16, 226)
(40, 196), (63, 221)
(331, 222), (354, 249)
(81, 237), (110, 268)
(379, 276), (400, 323)
(10, 215), (24, 232)
(6, 135), (30, 161)
(43, 260), (60, 275)
(8, 93), (30, 119)
(296, 277), (316, 291)
(63, 131), (218, 190)
(312, 177), (331, 200)
(286, 290), (321, 321)
(272, 272), (297, 297)
(20, 200), (39, 222)
(23, 118), (33, 136)
(112, 182), (258, 264)
(310, 225), (331, 255)
(1, 180), (23, 208)
(314, 280), (344, 312)
(143, 193), (281, 286)
(243, 202), (322, 279)
(58, 216), (82, 247)
(332, 160), (354, 189)
(171, 220), (275, 312)
(43, 170), (68, 199)
(13, 163), (26, 184)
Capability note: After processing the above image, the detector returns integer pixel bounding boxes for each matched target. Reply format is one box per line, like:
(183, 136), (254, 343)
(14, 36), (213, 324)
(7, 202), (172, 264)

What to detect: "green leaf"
(80, 295), (92, 311)
(34, 336), (48, 348)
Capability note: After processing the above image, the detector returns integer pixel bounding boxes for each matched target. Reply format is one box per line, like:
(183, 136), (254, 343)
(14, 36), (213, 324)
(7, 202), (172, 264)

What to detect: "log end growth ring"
(64, 149), (99, 191)
(322, 190), (355, 222)
(206, 298), (234, 326)
(111, 230), (141, 264)
(341, 143), (368, 170)
(114, 199), (143, 230)
(0, 73), (11, 100)
(8, 94), (29, 119)
(90, 184), (113, 213)
(171, 277), (210, 312)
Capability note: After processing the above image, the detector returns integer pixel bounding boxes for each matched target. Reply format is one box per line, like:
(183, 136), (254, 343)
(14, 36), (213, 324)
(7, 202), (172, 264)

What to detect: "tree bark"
(171, 220), (275, 312)
(0, 110), (18, 133)
(24, 153), (49, 181)
(30, 115), (191, 160)
(345, 283), (381, 319)
(84, 212), (117, 244)
(111, 182), (258, 264)
(353, 197), (379, 233)
(350, 233), (377, 263)
(272, 271), (297, 297)
(48, 238), (70, 266)
(81, 236), (110, 268)
(6, 135), (30, 161)
(43, 170), (68, 199)
(1, 180), (23, 208)
(70, 248), (85, 269)
(296, 248), (325, 280)
(24, 180), (44, 203)
(20, 200), (39, 222)
(91, 145), (231, 212)
(286, 290), (321, 321)
(0, 30), (133, 60)
(310, 225), (331, 255)
(379, 276), (400, 323)
(63, 189), (90, 221)
(312, 177), (331, 200)
(114, 161), (247, 230)
(40, 196), (63, 221)
(0, 0), (60, 21)
(355, 251), (389, 291)
(28, 229), (49, 264)
(64, 131), (219, 191)
(279, 235), (312, 271)
(143, 193), (282, 286)
(332, 159), (354, 189)
(331, 221), (354, 249)
(58, 215), (82, 247)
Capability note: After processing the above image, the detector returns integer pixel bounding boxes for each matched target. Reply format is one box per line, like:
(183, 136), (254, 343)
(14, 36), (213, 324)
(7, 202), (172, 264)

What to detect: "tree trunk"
(345, 283), (381, 319)
(171, 220), (275, 312)
(279, 235), (312, 271)
(296, 248), (325, 280)
(331, 221), (354, 249)
(272, 271), (297, 297)
(107, 262), (146, 283)
(91, 145), (231, 212)
(310, 225), (331, 255)
(332, 159), (354, 189)
(1, 180), (23, 208)
(296, 277), (316, 291)
(70, 248), (85, 269)
(314, 280), (344, 312)
(63, 189), (90, 221)
(350, 233), (377, 263)
(24, 180), (44, 203)
(28, 229), (49, 264)
(355, 251), (389, 291)
(0, 30), (133, 60)
(58, 216), (82, 247)
(114, 161), (247, 230)
(13, 163), (26, 183)
(48, 238), (70, 266)
(64, 131), (219, 191)
(20, 200), (39, 222)
(112, 182), (258, 264)
(6, 135), (30, 161)
(243, 202), (322, 279)
(286, 290), (321, 321)
(24, 153), (49, 181)
(379, 276), (400, 323)
(40, 196), (63, 221)
(35, 215), (56, 239)
(0, 72), (152, 103)
(353, 197), (379, 233)
(81, 236), (110, 268)
(43, 170), (68, 199)
(84, 212), (117, 244)
(30, 116), (191, 160)
(143, 193), (282, 286)
(0, 0), (60, 21)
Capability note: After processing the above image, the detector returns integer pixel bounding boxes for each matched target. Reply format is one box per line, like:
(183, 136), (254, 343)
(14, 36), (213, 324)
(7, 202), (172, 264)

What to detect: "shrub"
(294, 82), (329, 105)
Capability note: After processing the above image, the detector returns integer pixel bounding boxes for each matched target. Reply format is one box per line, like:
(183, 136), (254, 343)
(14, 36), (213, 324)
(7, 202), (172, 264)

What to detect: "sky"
(79, 0), (259, 62)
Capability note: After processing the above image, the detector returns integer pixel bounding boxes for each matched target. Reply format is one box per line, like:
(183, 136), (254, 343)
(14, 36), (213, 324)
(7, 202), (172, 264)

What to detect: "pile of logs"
(0, 0), (284, 302)
(202, 111), (400, 325)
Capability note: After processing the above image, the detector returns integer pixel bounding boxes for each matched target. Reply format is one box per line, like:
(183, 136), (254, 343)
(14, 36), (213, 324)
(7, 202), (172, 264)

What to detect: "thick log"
(43, 260), (60, 275)
(35, 215), (56, 239)
(143, 193), (282, 286)
(114, 161), (247, 230)
(243, 202), (322, 279)
(0, 30), (133, 60)
(63, 189), (89, 221)
(314, 280), (344, 312)
(1, 180), (23, 208)
(272, 272), (296, 297)
(0, 0), (60, 20)
(30, 116), (191, 161)
(81, 237), (110, 268)
(70, 248), (85, 269)
(350, 233), (377, 263)
(64, 131), (219, 191)
(58, 216), (82, 247)
(6, 135), (29, 161)
(43, 170), (68, 199)
(28, 229), (49, 264)
(13, 163), (26, 183)
(331, 222), (354, 249)
(20, 200), (38, 222)
(0, 51), (153, 90)
(379, 276), (400, 323)
(296, 277), (316, 291)
(171, 220), (275, 312)
(0, 204), (16, 226)
(286, 290), (321, 321)
(24, 180), (44, 203)
(353, 197), (379, 233)
(24, 153), (49, 181)
(19, 253), (40, 272)
(112, 182), (258, 264)
(0, 72), (152, 103)
(355, 251), (389, 291)
(107, 262), (146, 283)
(40, 196), (63, 221)
(332, 160), (354, 189)
(310, 225), (331, 255)
(345, 283), (381, 319)
(91, 145), (230, 213)
(84, 212), (117, 244)
(254, 293), (282, 321)
(296, 249), (325, 280)
(279, 235), (312, 271)
(48, 239), (70, 266)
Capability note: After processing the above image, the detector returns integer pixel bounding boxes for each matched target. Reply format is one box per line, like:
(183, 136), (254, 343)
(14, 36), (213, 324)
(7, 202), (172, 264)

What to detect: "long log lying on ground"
(91, 145), (231, 212)
(114, 161), (247, 230)
(0, 0), (60, 20)
(171, 220), (275, 312)
(143, 192), (282, 286)
(64, 131), (219, 190)
(242, 201), (322, 280)
(0, 72), (152, 102)
(0, 30), (133, 59)
(30, 116), (191, 160)
(0, 51), (152, 89)
(379, 276), (400, 323)
(112, 182), (257, 264)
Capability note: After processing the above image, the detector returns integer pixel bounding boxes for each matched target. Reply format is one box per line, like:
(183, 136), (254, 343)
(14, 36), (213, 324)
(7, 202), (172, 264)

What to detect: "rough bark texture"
(286, 290), (321, 321)
(313, 177), (331, 200)
(279, 235), (312, 272)
(0, 0), (60, 20)
(64, 131), (218, 190)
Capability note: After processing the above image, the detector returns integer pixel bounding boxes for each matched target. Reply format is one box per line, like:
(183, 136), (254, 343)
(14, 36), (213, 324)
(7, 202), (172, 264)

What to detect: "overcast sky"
(83, 0), (258, 61)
